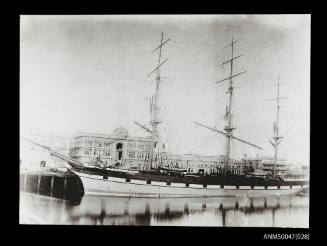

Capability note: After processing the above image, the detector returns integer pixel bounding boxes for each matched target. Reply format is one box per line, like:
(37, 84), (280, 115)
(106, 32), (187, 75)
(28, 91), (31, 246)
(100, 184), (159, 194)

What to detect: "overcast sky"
(20, 15), (310, 165)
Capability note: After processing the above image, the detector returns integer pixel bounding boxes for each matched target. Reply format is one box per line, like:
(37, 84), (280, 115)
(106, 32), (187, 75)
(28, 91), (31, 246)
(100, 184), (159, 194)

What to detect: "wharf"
(20, 169), (84, 201)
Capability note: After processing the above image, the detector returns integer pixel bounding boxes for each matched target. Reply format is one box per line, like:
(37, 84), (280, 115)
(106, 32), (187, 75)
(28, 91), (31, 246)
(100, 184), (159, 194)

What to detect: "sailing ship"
(22, 33), (309, 197)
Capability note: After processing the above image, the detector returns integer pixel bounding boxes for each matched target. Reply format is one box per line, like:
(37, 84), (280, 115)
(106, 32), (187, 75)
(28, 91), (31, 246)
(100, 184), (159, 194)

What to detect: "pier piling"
(24, 173), (27, 191)
(50, 175), (54, 197)
(63, 178), (67, 199)
(37, 173), (41, 194)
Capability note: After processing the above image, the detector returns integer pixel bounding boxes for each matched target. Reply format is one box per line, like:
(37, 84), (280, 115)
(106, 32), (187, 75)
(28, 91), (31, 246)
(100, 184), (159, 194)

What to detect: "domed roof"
(112, 127), (128, 138)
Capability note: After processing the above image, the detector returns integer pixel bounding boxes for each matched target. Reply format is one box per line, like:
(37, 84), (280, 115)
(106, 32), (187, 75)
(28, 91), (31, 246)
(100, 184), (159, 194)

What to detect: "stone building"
(68, 127), (152, 169)
(241, 154), (263, 171)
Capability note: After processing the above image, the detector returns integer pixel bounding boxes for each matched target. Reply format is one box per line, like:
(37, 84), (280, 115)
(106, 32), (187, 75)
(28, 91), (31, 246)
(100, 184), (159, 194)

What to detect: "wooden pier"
(20, 169), (84, 201)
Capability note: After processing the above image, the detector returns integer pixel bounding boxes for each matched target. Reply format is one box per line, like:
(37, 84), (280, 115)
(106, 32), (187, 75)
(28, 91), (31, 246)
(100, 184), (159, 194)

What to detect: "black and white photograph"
(19, 14), (310, 227)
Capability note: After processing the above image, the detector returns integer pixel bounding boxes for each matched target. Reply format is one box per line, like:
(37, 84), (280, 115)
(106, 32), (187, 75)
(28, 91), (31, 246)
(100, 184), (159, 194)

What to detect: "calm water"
(19, 191), (309, 227)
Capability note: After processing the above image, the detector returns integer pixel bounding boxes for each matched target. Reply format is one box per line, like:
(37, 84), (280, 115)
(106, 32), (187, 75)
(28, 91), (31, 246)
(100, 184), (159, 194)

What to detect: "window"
(116, 143), (123, 150)
(129, 142), (135, 148)
(104, 150), (111, 156)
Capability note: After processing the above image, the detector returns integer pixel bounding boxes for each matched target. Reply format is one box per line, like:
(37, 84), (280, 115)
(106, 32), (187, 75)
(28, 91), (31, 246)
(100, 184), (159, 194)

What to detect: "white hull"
(74, 171), (308, 198)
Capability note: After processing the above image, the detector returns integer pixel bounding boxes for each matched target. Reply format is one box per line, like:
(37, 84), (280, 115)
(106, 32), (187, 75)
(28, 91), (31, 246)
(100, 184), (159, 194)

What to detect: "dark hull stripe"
(77, 173), (306, 190)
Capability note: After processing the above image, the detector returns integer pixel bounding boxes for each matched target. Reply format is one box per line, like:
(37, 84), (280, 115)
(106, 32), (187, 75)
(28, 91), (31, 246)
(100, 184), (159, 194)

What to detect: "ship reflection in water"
(19, 191), (309, 227)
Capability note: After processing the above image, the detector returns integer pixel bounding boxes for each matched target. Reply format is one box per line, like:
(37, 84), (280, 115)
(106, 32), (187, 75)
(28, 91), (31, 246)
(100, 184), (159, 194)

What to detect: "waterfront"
(19, 191), (309, 227)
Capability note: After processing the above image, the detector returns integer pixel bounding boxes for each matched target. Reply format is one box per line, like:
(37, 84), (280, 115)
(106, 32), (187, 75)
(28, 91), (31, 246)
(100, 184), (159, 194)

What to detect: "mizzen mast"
(194, 36), (263, 177)
(146, 32), (170, 171)
(268, 74), (286, 178)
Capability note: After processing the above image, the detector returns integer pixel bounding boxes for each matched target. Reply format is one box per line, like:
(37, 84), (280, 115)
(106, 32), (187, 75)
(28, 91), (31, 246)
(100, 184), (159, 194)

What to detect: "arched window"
(116, 143), (123, 150)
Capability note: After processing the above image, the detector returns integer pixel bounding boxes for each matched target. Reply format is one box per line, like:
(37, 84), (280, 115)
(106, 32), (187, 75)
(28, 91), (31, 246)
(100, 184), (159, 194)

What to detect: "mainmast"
(222, 36), (242, 176)
(146, 32), (170, 171)
(269, 74), (285, 178)
(194, 36), (262, 177)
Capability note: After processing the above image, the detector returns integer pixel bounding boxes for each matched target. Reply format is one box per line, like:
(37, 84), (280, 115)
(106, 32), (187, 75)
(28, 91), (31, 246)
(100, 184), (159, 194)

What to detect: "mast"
(147, 32), (170, 171)
(269, 74), (284, 178)
(224, 36), (236, 176)
(219, 36), (248, 176)
(194, 36), (262, 177)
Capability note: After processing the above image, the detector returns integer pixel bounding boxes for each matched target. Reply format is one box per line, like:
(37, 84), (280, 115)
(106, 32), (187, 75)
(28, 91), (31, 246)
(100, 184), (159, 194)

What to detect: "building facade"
(241, 154), (263, 171)
(260, 156), (288, 176)
(68, 127), (152, 170)
(241, 155), (288, 176)
(160, 154), (244, 175)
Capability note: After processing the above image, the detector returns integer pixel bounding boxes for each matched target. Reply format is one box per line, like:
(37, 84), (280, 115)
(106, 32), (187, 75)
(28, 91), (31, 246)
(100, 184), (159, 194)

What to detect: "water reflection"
(19, 191), (309, 227)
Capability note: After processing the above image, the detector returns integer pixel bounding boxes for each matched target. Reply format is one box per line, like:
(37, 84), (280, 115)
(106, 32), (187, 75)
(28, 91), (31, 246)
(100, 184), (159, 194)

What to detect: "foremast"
(194, 36), (263, 177)
(146, 32), (170, 171)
